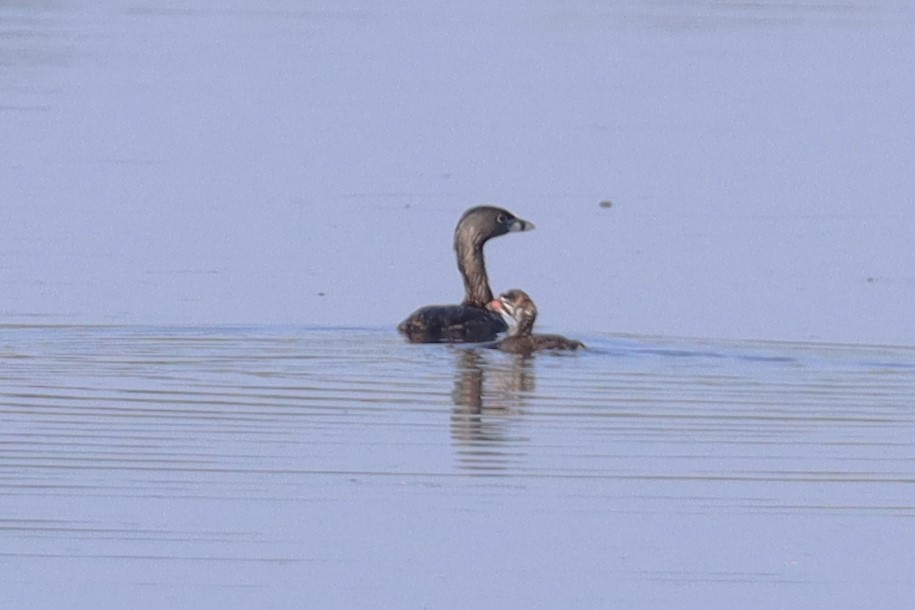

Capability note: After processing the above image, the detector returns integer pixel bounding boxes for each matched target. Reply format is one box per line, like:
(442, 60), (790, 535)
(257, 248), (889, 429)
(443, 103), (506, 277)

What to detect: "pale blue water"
(3, 325), (915, 608)
(2, 0), (914, 342)
(3, 1), (915, 607)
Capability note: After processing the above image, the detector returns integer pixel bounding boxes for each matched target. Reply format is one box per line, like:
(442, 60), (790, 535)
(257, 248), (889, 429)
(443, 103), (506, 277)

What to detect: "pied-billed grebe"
(398, 206), (535, 343)
(487, 289), (584, 354)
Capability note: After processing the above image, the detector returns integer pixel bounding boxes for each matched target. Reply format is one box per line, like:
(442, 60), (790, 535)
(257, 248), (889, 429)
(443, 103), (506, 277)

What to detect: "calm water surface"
(2, 325), (914, 608)
(2, 0), (914, 342)
(3, 0), (915, 607)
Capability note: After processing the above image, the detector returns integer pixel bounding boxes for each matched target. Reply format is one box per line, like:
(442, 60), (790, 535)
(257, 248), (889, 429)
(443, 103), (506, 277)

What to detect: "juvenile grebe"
(487, 289), (584, 354)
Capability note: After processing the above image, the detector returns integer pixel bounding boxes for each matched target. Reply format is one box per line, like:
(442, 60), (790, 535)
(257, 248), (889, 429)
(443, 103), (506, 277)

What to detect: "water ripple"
(1, 324), (914, 604)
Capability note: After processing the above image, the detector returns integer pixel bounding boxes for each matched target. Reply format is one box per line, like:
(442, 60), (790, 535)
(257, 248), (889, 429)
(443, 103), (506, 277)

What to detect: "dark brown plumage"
(487, 289), (584, 355)
(398, 206), (534, 343)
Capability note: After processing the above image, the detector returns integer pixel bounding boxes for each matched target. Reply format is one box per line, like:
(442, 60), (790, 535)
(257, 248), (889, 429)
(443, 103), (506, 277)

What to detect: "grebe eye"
(496, 213), (507, 223)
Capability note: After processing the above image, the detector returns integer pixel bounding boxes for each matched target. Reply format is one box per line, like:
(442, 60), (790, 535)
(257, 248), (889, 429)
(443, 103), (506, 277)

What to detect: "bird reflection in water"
(450, 349), (534, 474)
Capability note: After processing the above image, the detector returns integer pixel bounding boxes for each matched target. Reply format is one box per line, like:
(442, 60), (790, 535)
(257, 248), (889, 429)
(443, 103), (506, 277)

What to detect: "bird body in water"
(487, 289), (584, 355)
(398, 206), (534, 343)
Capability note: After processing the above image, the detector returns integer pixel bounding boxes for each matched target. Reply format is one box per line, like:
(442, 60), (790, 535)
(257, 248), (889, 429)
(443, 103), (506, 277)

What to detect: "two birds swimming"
(398, 206), (584, 355)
